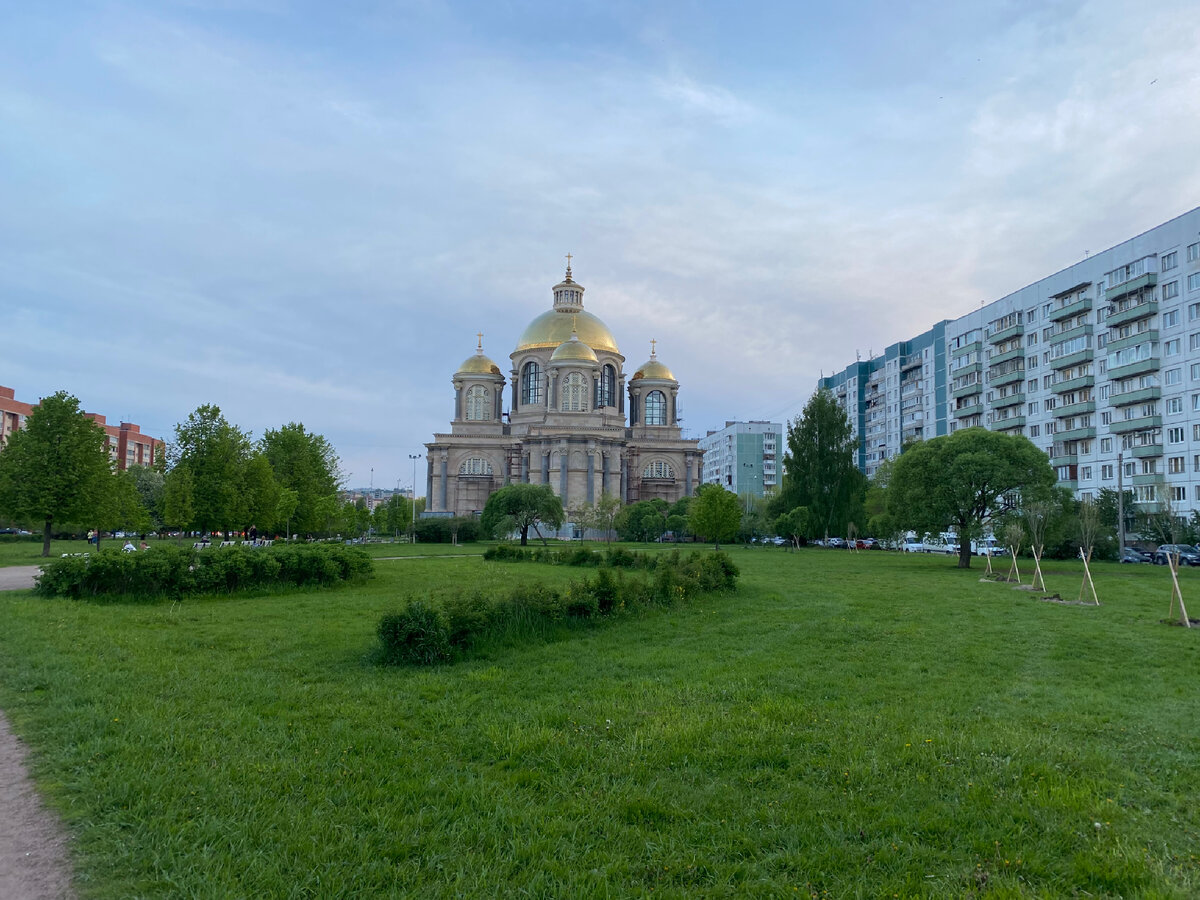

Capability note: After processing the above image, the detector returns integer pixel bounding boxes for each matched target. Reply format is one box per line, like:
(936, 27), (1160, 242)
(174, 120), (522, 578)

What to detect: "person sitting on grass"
(122, 541), (136, 553)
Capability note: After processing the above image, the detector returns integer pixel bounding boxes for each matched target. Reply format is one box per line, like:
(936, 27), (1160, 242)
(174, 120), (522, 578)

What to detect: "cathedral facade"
(424, 264), (702, 519)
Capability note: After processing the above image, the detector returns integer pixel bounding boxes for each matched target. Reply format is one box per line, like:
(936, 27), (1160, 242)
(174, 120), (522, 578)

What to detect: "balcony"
(988, 347), (1024, 367)
(901, 355), (923, 371)
(1107, 329), (1157, 353)
(1110, 385), (1161, 408)
(951, 362), (982, 378)
(1050, 453), (1078, 468)
(990, 369), (1025, 388)
(953, 403), (984, 419)
(1105, 272), (1157, 303)
(1107, 357), (1160, 381)
(1050, 374), (1095, 394)
(1132, 473), (1164, 486)
(1110, 414), (1162, 434)
(1049, 323), (1093, 346)
(951, 340), (982, 356)
(1055, 400), (1096, 419)
(992, 416), (1025, 432)
(1107, 299), (1158, 329)
(1048, 297), (1093, 322)
(992, 393), (1025, 409)
(1130, 444), (1163, 459)
(952, 381), (983, 399)
(988, 323), (1024, 344)
(1055, 425), (1096, 442)
(1050, 349), (1094, 371)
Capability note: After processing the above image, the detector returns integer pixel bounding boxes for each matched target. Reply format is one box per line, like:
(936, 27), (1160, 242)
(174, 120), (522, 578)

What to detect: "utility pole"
(409, 453), (422, 543)
(1117, 451), (1126, 552)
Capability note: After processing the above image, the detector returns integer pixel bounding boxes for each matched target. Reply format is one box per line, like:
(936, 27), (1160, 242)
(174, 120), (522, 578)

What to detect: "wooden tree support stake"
(1031, 548), (1045, 592)
(1168, 554), (1191, 628)
(1077, 547), (1099, 605)
(1006, 544), (1022, 584)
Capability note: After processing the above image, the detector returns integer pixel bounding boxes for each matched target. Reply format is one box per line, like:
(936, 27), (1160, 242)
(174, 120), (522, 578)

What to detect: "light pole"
(409, 453), (422, 543)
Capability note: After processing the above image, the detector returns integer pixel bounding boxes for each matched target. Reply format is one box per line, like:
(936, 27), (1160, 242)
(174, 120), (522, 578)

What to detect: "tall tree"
(479, 483), (564, 545)
(260, 423), (341, 536)
(0, 391), (114, 556)
(241, 452), (282, 534)
(778, 388), (866, 539)
(688, 483), (742, 549)
(888, 427), (1055, 569)
(170, 405), (252, 534)
(161, 464), (195, 535)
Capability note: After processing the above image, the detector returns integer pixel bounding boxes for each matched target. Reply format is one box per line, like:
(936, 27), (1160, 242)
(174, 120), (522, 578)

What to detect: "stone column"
(521, 453), (529, 483)
(494, 387), (502, 421)
(426, 458), (433, 511)
(511, 374), (519, 412)
(559, 452), (569, 503)
(670, 390), (678, 426)
(601, 452), (610, 495)
(454, 386), (462, 421)
(549, 373), (558, 409)
(685, 452), (693, 496)
(542, 452), (550, 484)
(619, 377), (626, 414)
(586, 453), (595, 504)
(439, 455), (448, 513)
(620, 456), (628, 503)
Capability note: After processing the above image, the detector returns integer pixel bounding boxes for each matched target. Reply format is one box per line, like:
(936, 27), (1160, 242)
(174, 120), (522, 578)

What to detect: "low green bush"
(35, 543), (373, 600)
(378, 552), (739, 666)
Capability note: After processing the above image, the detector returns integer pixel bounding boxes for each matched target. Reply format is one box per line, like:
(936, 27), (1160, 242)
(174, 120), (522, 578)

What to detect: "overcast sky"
(4, 1), (1199, 492)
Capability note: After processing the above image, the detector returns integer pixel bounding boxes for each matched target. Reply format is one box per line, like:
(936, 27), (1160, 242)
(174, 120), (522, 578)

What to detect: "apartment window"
(1166, 338), (1181, 356)
(1101, 437), (1113, 453)
(1030, 425), (1040, 437)
(1169, 456), (1186, 474)
(1027, 307), (1037, 322)
(1194, 423), (1200, 440)
(1125, 462), (1136, 477)
(1167, 367), (1183, 385)
(1162, 251), (1178, 271)
(1142, 460), (1157, 475)
(1101, 464), (1114, 480)
(1099, 384), (1110, 399)
(1191, 302), (1200, 321)
(1045, 397), (1056, 410)
(1195, 454), (1200, 473)
(1043, 375), (1054, 389)
(1028, 356), (1039, 369)
(1169, 426), (1185, 443)
(1164, 309), (1180, 327)
(1028, 379), (1038, 393)
(1194, 394), (1200, 412)
(1080, 466), (1092, 480)
(1188, 242), (1200, 262)
(1027, 333), (1038, 347)
(1029, 400), (1040, 414)
(1167, 397), (1183, 414)
(1163, 281), (1180, 301)
(1173, 486), (1187, 502)
(1190, 273), (1200, 292)
(1101, 411), (1112, 425)
(1043, 303), (1052, 317)
(1192, 363), (1200, 381)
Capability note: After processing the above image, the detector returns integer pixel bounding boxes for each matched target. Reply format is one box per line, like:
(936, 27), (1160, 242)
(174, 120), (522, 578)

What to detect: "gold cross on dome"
(476, 331), (483, 351)
(650, 338), (657, 357)
(565, 252), (572, 268)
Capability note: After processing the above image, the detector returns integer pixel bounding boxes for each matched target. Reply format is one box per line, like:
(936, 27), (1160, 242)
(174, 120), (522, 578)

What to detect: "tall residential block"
(821, 206), (1200, 514)
(699, 420), (783, 497)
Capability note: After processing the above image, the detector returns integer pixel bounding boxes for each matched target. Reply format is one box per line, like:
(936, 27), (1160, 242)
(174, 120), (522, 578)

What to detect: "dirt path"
(0, 567), (38, 591)
(0, 713), (75, 899)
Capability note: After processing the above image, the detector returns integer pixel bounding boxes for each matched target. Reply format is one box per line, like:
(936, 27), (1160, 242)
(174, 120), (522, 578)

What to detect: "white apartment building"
(699, 420), (782, 497)
(824, 206), (1200, 515)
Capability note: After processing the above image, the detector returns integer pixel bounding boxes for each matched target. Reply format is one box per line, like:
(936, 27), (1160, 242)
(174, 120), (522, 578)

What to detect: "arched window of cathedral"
(521, 361), (543, 404)
(642, 460), (674, 479)
(458, 457), (493, 476)
(596, 364), (616, 408)
(464, 385), (490, 420)
(562, 372), (588, 412)
(644, 390), (667, 425)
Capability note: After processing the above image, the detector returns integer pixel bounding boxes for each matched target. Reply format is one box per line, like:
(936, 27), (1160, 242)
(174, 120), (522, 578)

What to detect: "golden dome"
(633, 358), (676, 381)
(550, 333), (599, 364)
(456, 352), (502, 376)
(516, 309), (620, 354)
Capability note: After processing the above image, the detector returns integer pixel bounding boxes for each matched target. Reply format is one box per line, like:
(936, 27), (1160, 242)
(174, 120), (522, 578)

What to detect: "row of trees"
(0, 393), (347, 556)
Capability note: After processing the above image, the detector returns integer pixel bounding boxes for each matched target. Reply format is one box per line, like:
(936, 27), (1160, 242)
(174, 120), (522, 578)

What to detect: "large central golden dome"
(515, 309), (620, 355)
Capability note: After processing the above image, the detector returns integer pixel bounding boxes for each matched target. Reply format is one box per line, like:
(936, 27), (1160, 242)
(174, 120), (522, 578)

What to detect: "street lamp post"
(409, 453), (422, 543)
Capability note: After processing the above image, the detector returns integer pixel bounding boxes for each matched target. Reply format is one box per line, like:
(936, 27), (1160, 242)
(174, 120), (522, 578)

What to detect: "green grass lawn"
(1, 550), (1198, 897)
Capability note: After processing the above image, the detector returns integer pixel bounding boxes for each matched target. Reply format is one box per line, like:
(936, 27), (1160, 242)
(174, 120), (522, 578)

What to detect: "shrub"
(442, 591), (494, 648)
(377, 602), (451, 665)
(591, 567), (620, 614)
(563, 579), (599, 618)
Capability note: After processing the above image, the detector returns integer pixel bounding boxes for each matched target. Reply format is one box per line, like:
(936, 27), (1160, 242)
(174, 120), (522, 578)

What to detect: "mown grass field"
(1, 548), (1198, 897)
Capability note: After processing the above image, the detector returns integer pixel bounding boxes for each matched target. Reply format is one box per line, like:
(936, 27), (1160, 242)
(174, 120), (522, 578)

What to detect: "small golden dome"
(456, 352), (502, 376)
(516, 309), (619, 354)
(632, 339), (675, 381)
(550, 332), (599, 364)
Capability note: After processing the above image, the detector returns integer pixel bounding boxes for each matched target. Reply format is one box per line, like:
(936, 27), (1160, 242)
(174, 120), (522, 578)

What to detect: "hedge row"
(35, 543), (373, 600)
(377, 551), (738, 665)
(482, 543), (657, 569)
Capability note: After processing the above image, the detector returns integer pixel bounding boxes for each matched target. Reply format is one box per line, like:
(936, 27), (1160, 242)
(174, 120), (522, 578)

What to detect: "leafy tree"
(260, 423), (341, 537)
(615, 499), (667, 542)
(170, 405), (252, 534)
(102, 468), (152, 537)
(777, 388), (866, 539)
(161, 464), (195, 535)
(737, 493), (771, 544)
(775, 506), (811, 548)
(0, 391), (114, 556)
(127, 464), (165, 529)
(591, 493), (622, 543)
(888, 427), (1055, 569)
(688, 483), (742, 549)
(479, 483), (564, 545)
(242, 452), (281, 534)
(276, 488), (300, 539)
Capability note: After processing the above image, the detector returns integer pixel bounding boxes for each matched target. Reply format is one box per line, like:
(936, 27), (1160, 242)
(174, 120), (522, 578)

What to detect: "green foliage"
(160, 464), (195, 532)
(777, 387), (867, 538)
(0, 390), (114, 556)
(615, 499), (668, 542)
(259, 423), (341, 537)
(775, 506), (811, 546)
(889, 427), (1055, 568)
(413, 516), (480, 543)
(34, 543), (373, 599)
(377, 603), (451, 665)
(380, 550), (739, 666)
(479, 483), (564, 545)
(688, 483), (742, 548)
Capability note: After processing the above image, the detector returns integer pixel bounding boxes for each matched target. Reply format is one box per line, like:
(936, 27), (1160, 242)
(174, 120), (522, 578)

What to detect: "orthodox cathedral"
(424, 263), (702, 518)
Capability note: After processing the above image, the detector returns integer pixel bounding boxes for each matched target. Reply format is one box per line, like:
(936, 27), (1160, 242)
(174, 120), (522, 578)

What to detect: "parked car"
(1121, 546), (1152, 564)
(1153, 544), (1200, 566)
(902, 540), (924, 553)
(827, 537), (846, 549)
